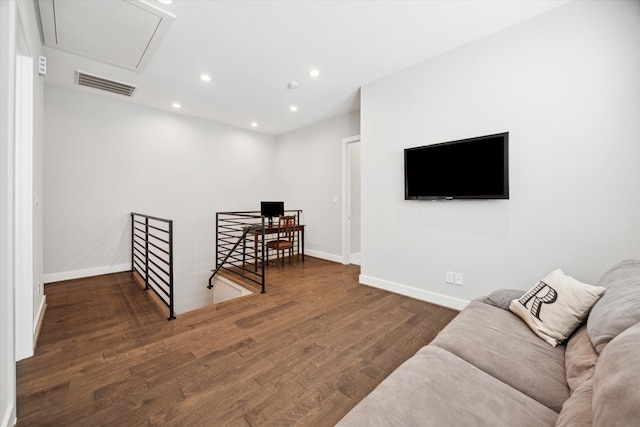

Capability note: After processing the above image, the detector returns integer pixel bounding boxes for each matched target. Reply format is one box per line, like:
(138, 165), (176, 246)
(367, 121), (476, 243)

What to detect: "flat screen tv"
(404, 132), (509, 200)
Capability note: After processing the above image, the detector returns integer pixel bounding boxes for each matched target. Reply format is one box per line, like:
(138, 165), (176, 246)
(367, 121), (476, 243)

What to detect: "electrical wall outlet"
(446, 271), (454, 284)
(38, 281), (43, 295)
(454, 273), (463, 286)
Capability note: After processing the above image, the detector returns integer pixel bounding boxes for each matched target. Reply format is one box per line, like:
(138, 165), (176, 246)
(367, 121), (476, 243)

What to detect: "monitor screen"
(260, 201), (284, 218)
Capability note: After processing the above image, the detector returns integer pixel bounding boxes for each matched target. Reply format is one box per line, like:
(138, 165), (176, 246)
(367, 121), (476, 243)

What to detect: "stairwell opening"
(210, 275), (255, 305)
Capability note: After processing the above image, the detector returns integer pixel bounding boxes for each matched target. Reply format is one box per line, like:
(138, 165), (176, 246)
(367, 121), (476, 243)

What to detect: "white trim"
(0, 0), (17, 423)
(341, 135), (361, 265)
(44, 263), (131, 284)
(33, 295), (46, 348)
(14, 55), (34, 361)
(1, 404), (15, 427)
(304, 249), (343, 264)
(0, 0), (17, 424)
(359, 274), (469, 311)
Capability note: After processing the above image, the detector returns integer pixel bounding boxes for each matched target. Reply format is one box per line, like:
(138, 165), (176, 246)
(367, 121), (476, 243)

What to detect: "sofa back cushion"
(556, 377), (593, 427)
(587, 259), (640, 353)
(564, 324), (598, 393)
(592, 321), (640, 426)
(555, 325), (598, 427)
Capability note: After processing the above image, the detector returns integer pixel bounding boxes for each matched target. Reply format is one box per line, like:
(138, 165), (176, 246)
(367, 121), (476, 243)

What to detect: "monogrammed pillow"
(509, 269), (605, 347)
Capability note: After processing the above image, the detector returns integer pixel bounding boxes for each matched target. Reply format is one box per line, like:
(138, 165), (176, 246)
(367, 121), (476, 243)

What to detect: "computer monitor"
(260, 201), (284, 225)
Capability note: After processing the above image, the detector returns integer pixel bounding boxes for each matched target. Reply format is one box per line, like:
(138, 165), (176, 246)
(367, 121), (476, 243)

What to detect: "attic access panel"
(38, 0), (175, 73)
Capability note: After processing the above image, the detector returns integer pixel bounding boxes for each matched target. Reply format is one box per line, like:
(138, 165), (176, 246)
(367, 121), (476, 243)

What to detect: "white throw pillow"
(509, 269), (605, 347)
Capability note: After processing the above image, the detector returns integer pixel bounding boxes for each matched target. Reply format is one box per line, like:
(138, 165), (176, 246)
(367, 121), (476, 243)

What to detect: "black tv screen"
(260, 201), (284, 218)
(404, 132), (509, 200)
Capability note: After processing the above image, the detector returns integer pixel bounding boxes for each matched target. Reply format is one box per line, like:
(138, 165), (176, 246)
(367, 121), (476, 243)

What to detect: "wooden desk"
(245, 223), (305, 271)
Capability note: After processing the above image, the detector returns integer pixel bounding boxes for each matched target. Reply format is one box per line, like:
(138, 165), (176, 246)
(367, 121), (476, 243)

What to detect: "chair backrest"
(277, 215), (296, 241)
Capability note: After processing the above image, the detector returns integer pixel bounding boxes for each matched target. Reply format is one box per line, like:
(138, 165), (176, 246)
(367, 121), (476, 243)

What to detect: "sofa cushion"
(509, 269), (605, 347)
(592, 321), (640, 426)
(555, 325), (597, 427)
(336, 346), (558, 427)
(484, 288), (525, 310)
(555, 377), (593, 427)
(564, 324), (598, 393)
(430, 300), (569, 412)
(587, 259), (640, 353)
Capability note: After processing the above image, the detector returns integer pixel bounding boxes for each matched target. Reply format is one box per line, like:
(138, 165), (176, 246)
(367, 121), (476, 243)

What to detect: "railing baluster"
(130, 213), (134, 274)
(168, 220), (175, 320)
(260, 215), (266, 293)
(144, 217), (149, 290)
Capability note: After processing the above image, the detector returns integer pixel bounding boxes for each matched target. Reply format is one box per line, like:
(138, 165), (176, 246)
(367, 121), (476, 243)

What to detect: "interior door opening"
(342, 135), (361, 265)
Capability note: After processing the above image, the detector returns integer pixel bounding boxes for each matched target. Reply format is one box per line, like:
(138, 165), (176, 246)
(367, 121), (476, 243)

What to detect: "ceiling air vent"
(75, 71), (137, 97)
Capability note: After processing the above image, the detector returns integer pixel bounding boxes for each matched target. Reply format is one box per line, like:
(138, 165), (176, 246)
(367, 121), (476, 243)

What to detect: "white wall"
(44, 86), (277, 313)
(275, 111), (360, 262)
(360, 0), (640, 309)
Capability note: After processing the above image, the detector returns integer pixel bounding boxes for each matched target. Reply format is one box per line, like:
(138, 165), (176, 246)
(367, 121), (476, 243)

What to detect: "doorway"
(341, 135), (361, 265)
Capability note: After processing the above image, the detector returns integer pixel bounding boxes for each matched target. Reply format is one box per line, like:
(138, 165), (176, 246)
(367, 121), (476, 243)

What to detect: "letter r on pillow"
(518, 281), (558, 321)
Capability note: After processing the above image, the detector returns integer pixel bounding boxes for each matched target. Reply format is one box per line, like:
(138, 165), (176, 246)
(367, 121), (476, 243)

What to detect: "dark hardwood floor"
(16, 257), (458, 426)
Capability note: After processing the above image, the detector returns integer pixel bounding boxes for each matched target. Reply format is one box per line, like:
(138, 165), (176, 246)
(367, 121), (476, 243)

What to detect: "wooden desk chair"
(266, 215), (296, 266)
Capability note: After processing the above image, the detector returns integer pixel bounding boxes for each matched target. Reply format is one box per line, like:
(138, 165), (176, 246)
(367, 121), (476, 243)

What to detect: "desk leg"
(301, 227), (305, 262)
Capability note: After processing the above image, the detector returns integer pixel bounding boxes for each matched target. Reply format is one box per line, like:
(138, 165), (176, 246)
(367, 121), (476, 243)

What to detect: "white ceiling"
(39, 0), (571, 136)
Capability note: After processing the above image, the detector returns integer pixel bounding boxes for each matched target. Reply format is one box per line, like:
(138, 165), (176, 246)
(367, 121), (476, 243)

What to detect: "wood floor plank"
(16, 257), (459, 426)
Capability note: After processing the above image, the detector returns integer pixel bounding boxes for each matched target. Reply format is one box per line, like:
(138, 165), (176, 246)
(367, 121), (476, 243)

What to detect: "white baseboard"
(33, 295), (47, 348)
(304, 250), (360, 266)
(43, 263), (131, 284)
(305, 249), (343, 264)
(1, 404), (15, 427)
(359, 274), (469, 311)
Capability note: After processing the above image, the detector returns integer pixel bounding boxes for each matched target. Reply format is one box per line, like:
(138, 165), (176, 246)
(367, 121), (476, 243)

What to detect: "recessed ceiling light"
(200, 74), (211, 82)
(308, 69), (320, 78)
(251, 122), (258, 127)
(289, 105), (298, 112)
(158, 0), (172, 5)
(172, 102), (181, 109)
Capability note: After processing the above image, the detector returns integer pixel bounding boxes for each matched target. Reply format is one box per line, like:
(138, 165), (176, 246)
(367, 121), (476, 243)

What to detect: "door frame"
(14, 54), (34, 361)
(1, 1), (17, 425)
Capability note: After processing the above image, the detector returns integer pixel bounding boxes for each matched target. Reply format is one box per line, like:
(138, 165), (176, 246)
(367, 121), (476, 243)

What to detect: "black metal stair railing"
(208, 210), (303, 295)
(131, 212), (175, 320)
(208, 224), (254, 289)
(209, 211), (266, 293)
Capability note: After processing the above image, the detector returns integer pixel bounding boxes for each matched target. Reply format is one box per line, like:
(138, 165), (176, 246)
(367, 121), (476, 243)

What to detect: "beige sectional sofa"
(337, 260), (640, 426)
